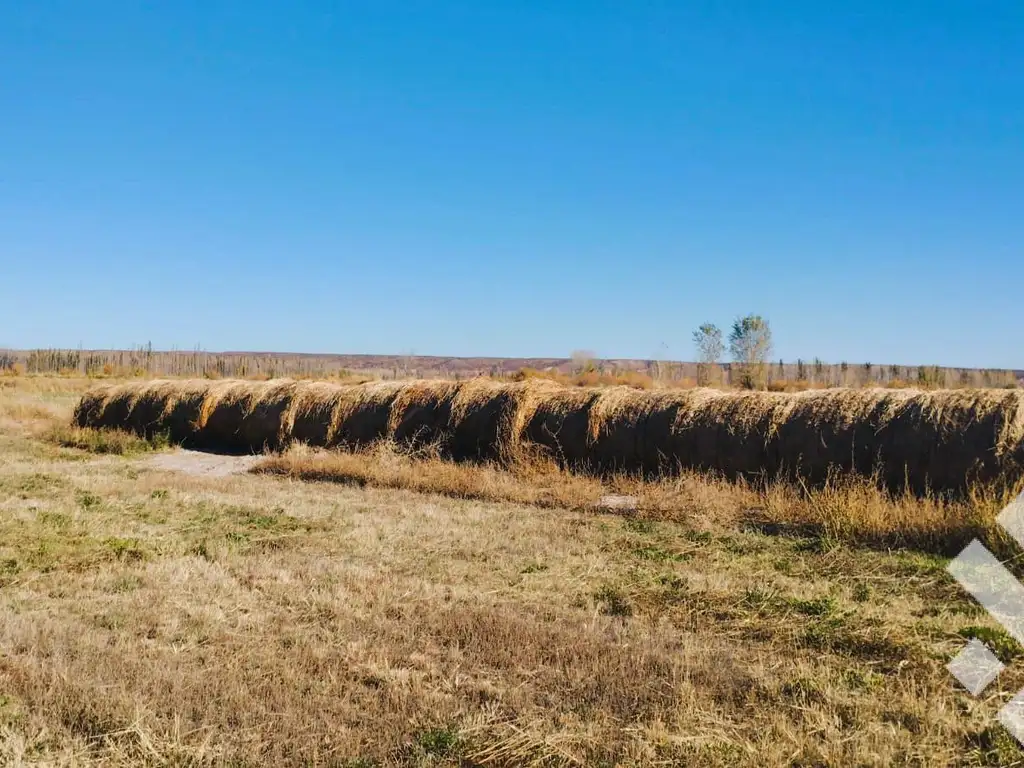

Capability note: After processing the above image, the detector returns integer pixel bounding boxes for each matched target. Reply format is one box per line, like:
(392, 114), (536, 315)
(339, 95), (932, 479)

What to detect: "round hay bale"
(645, 388), (730, 476)
(333, 381), (406, 448)
(190, 379), (299, 454)
(775, 388), (915, 484)
(190, 380), (257, 452)
(89, 384), (137, 431)
(239, 380), (301, 452)
(587, 387), (668, 475)
(447, 378), (524, 462)
(513, 380), (600, 469)
(660, 389), (794, 480)
(388, 380), (460, 451)
(159, 380), (219, 446)
(287, 381), (350, 447)
(630, 391), (729, 475)
(880, 389), (1024, 494)
(123, 380), (180, 437)
(73, 384), (118, 428)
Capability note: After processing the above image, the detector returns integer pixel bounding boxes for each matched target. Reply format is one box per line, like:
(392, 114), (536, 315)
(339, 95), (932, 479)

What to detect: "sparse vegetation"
(2, 375), (1024, 766)
(257, 441), (1017, 554)
(2, 344), (1019, 390)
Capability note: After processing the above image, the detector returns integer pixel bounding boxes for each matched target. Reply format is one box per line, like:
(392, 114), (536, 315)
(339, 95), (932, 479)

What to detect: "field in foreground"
(2, 377), (1024, 766)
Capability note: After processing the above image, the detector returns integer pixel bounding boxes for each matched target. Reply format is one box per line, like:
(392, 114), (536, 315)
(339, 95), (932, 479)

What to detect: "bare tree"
(692, 323), (724, 386)
(728, 314), (773, 389)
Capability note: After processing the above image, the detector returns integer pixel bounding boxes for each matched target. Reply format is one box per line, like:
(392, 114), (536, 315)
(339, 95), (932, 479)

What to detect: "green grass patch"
(958, 625), (1022, 663)
(414, 726), (463, 758)
(44, 424), (170, 456)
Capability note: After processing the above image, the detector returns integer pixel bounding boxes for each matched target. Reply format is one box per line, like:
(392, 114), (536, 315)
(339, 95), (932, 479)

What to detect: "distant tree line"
(0, 345), (355, 380)
(0, 337), (1019, 389)
(688, 314), (1020, 389)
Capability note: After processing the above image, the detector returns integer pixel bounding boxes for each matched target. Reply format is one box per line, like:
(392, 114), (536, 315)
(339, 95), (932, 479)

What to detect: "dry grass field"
(2, 376), (1024, 766)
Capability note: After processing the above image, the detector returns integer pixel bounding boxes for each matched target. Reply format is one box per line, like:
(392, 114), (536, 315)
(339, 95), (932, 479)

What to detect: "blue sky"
(1, 2), (1021, 368)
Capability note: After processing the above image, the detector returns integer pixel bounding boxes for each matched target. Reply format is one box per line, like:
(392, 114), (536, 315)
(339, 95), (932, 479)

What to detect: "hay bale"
(879, 389), (1024, 494)
(674, 390), (795, 479)
(587, 387), (668, 475)
(193, 379), (298, 453)
(775, 388), (914, 484)
(242, 380), (301, 451)
(642, 388), (723, 476)
(88, 383), (137, 431)
(446, 378), (524, 461)
(74, 384), (118, 428)
(187, 380), (253, 452)
(287, 381), (349, 447)
(388, 380), (460, 451)
(158, 380), (220, 445)
(332, 381), (406, 448)
(512, 381), (601, 468)
(121, 380), (179, 437)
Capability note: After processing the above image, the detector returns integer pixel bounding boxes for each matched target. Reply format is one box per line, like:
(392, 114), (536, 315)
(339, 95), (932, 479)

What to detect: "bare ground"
(141, 450), (262, 478)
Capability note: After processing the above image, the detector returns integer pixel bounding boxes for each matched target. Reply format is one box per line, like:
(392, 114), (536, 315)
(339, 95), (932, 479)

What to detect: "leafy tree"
(729, 315), (773, 389)
(691, 323), (724, 385)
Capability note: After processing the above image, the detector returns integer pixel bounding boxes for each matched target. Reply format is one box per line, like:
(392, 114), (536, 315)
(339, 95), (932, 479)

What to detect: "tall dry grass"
(256, 440), (1021, 554)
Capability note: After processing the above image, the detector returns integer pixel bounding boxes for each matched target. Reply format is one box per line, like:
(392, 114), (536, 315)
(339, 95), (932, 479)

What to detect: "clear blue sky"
(1, 2), (1021, 368)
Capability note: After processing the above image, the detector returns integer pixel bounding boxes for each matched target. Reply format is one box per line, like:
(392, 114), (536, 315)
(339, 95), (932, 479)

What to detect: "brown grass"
(259, 442), (605, 512)
(5, 376), (1024, 765)
(257, 442), (1017, 555)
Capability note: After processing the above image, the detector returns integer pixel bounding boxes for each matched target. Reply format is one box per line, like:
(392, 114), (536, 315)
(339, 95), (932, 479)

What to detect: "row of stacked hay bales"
(74, 378), (1024, 494)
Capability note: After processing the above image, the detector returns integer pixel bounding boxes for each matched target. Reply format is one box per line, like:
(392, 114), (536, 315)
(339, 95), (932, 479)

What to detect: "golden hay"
(161, 379), (219, 445)
(287, 381), (349, 446)
(777, 388), (917, 483)
(72, 378), (1024, 494)
(510, 380), (601, 468)
(445, 378), (524, 461)
(388, 380), (460, 451)
(73, 384), (118, 428)
(332, 381), (407, 448)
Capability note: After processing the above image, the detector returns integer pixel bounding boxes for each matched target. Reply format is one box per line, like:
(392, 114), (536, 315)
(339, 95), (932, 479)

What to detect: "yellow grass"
(257, 441), (1018, 555)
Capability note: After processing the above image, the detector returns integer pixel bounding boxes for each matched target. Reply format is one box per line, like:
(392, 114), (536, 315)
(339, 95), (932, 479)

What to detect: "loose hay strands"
(72, 378), (1024, 494)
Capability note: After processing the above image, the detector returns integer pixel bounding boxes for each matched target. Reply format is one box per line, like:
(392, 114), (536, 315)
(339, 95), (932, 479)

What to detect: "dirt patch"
(141, 449), (262, 478)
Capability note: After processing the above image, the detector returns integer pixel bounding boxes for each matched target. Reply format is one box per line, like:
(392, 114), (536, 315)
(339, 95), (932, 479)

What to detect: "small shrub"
(415, 726), (462, 757)
(594, 584), (632, 617)
(788, 595), (838, 617)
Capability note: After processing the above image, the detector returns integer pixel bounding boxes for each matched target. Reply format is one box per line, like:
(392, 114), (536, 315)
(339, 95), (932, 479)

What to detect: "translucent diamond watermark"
(947, 491), (1024, 743)
(948, 638), (1004, 695)
(999, 689), (1024, 744)
(947, 539), (1024, 646)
